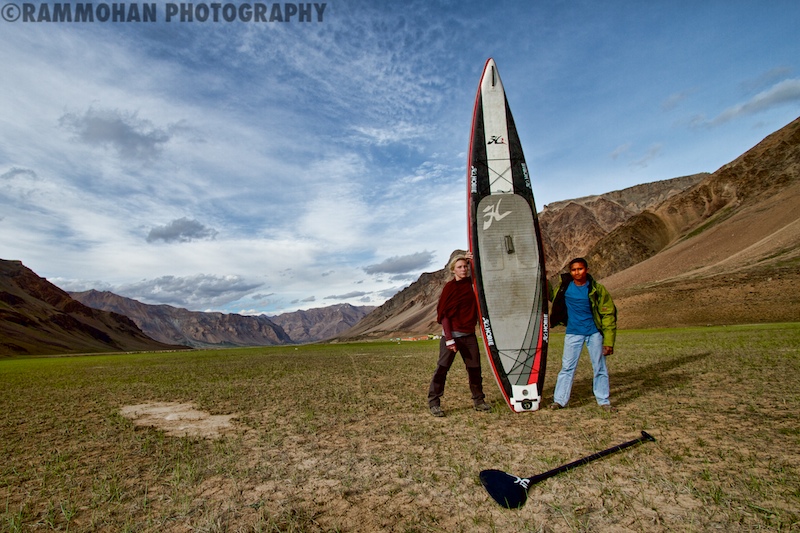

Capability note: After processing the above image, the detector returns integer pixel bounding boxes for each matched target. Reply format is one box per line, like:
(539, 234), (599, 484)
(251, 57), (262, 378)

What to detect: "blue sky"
(1, 0), (799, 315)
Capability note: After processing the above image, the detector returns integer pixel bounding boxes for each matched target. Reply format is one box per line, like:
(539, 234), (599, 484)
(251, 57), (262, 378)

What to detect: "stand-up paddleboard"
(468, 58), (549, 412)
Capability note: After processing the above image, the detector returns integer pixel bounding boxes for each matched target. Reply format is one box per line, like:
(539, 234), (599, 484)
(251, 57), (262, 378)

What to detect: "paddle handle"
(528, 431), (656, 485)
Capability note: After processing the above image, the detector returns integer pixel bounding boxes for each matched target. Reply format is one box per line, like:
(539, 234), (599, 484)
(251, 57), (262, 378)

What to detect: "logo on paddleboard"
(521, 162), (531, 190)
(470, 166), (478, 194)
(542, 314), (549, 342)
(482, 198), (511, 230)
(483, 317), (495, 346)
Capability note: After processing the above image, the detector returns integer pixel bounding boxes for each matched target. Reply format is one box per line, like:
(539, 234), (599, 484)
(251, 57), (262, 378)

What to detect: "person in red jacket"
(427, 253), (492, 417)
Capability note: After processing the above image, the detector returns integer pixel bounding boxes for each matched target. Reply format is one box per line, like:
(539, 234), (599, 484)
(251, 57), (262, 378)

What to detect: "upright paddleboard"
(468, 58), (549, 412)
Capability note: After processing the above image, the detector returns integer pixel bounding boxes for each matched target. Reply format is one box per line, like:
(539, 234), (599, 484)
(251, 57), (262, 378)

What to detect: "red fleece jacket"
(436, 277), (478, 338)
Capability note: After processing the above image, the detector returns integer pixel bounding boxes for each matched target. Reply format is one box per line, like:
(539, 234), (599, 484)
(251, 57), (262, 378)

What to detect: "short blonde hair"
(448, 255), (469, 272)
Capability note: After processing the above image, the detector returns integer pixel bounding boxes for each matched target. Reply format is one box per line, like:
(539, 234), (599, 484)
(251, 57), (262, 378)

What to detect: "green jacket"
(550, 273), (617, 348)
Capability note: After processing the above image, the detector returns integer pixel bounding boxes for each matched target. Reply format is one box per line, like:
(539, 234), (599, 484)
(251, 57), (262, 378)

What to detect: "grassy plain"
(1, 324), (799, 532)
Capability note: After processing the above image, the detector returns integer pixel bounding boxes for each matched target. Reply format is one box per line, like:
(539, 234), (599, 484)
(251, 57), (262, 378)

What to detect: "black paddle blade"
(479, 469), (529, 509)
(641, 431), (656, 443)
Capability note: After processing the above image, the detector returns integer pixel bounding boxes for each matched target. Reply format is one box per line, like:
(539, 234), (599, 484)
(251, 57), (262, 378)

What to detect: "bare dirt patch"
(119, 402), (238, 438)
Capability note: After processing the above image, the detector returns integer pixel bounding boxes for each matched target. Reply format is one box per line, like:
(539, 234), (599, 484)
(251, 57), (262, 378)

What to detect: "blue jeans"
(552, 332), (610, 406)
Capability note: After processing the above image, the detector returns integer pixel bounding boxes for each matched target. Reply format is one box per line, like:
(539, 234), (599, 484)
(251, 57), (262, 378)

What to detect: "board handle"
(504, 235), (515, 254)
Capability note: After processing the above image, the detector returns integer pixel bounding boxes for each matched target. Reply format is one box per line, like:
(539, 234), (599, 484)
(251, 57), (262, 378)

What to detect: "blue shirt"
(564, 282), (599, 336)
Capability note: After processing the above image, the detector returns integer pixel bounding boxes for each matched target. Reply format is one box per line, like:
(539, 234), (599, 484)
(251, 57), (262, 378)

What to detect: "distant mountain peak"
(0, 259), (187, 356)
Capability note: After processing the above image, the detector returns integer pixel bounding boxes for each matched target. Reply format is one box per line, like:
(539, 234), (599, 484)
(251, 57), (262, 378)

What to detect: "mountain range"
(2, 116), (798, 354)
(539, 173), (707, 273)
(69, 290), (374, 348)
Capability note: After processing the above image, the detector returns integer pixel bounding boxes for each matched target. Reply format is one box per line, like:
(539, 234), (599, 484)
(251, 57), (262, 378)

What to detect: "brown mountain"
(0, 260), (186, 356)
(540, 201), (613, 272)
(588, 118), (800, 279)
(539, 174), (707, 273)
(339, 116), (800, 339)
(595, 116), (800, 327)
(269, 304), (375, 343)
(70, 290), (373, 346)
(70, 290), (293, 348)
(7, 117), (798, 351)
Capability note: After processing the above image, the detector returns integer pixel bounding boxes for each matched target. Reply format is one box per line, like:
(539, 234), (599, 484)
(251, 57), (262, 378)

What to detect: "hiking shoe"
(474, 402), (492, 412)
(549, 402), (564, 410)
(430, 405), (445, 417)
(601, 404), (618, 413)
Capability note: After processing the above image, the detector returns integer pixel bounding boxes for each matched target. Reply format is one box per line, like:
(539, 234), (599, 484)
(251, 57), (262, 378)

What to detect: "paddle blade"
(479, 469), (529, 509)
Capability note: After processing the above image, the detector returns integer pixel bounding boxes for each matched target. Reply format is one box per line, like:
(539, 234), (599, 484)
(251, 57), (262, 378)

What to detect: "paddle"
(479, 431), (656, 509)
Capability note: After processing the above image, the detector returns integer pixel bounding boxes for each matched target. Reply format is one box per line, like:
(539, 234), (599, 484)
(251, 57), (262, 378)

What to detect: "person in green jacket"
(548, 257), (618, 412)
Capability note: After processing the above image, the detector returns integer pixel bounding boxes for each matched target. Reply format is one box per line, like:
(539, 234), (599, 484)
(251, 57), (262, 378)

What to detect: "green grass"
(1, 325), (799, 532)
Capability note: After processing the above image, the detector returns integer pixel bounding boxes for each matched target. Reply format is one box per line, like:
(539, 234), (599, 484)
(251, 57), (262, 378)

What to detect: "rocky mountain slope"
(70, 290), (291, 348)
(0, 260), (186, 356)
(269, 303), (375, 343)
(341, 116), (800, 339)
(596, 116), (800, 327)
(587, 117), (800, 280)
(539, 174), (707, 273)
(338, 176), (708, 341)
(70, 290), (373, 347)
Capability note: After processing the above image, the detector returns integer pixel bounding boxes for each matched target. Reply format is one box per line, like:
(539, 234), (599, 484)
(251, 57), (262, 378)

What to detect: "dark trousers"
(427, 334), (486, 407)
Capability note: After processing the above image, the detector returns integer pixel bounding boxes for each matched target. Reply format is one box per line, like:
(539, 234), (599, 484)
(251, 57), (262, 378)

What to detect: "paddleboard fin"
(510, 383), (541, 412)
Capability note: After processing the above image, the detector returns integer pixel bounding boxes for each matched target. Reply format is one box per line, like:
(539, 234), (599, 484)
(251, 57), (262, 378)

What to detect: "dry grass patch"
(1, 325), (798, 532)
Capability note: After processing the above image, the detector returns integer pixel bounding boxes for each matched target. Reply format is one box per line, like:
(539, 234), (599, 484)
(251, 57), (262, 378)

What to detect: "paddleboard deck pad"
(468, 58), (549, 412)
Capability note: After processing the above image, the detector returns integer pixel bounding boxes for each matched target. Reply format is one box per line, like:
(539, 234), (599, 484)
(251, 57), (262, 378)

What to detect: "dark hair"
(568, 257), (588, 268)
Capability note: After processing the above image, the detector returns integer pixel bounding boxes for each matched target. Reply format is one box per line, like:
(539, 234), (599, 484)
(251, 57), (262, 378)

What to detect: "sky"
(1, 0), (799, 316)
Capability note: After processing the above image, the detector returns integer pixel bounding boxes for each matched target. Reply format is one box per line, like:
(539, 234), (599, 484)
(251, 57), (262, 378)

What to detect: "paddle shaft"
(527, 431), (656, 485)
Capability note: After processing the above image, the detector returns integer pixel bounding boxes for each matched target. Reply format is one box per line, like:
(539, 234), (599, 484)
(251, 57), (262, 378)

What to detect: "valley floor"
(1, 324), (798, 531)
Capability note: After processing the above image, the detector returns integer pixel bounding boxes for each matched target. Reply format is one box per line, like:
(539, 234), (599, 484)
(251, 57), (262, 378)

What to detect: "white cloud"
(661, 89), (696, 112)
(631, 144), (663, 169)
(739, 67), (794, 94)
(363, 251), (435, 275)
(324, 291), (368, 300)
(59, 107), (173, 161)
(610, 143), (632, 160)
(117, 273), (263, 309)
(146, 218), (218, 243)
(709, 79), (800, 126)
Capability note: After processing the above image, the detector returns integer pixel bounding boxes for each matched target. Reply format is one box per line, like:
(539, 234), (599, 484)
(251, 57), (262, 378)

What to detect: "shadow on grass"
(550, 351), (713, 408)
